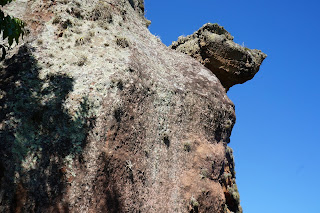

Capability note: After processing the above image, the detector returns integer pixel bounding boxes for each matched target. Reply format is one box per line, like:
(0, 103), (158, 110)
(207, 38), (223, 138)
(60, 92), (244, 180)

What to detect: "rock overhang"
(171, 23), (267, 91)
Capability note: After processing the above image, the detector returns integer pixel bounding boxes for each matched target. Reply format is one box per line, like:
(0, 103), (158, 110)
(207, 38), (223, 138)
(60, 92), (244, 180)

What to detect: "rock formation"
(0, 0), (265, 212)
(171, 23), (267, 91)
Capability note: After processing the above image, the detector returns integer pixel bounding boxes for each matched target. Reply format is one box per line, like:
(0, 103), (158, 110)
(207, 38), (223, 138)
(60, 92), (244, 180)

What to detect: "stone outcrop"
(0, 1), (265, 212)
(171, 23), (267, 91)
(128, 0), (145, 16)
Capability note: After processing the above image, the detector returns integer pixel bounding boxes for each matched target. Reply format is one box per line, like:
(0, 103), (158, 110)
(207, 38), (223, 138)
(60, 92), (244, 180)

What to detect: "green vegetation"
(227, 184), (240, 206)
(190, 196), (199, 212)
(0, 0), (24, 60)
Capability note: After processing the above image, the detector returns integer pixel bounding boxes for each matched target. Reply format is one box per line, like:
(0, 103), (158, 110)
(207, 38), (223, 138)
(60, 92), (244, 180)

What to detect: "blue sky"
(145, 1), (320, 212)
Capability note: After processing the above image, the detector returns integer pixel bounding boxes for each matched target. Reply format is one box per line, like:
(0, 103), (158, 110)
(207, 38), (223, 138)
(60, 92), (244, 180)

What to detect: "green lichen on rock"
(0, 45), (95, 211)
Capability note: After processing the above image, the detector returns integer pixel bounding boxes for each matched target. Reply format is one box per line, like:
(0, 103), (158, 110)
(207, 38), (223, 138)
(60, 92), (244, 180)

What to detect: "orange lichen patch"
(180, 135), (227, 212)
(60, 166), (67, 174)
(181, 169), (223, 195)
(67, 176), (74, 183)
(195, 140), (225, 161)
(104, 130), (114, 152)
(24, 1), (55, 35)
(181, 168), (225, 212)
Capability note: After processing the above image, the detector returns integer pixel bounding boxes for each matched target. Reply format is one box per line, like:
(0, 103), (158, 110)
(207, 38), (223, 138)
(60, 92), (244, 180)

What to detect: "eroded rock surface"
(171, 23), (267, 90)
(0, 1), (264, 212)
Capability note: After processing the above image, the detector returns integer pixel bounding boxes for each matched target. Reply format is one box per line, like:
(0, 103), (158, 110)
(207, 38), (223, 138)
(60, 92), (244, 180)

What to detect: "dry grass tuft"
(90, 1), (113, 23)
(116, 37), (129, 48)
(77, 55), (87, 66)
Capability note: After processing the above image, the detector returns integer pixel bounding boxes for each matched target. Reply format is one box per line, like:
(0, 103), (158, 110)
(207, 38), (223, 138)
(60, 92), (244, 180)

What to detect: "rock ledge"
(171, 23), (267, 90)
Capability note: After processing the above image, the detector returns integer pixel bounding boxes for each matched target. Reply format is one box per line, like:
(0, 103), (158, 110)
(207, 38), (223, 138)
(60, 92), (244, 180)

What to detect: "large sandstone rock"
(171, 23), (267, 91)
(0, 1), (264, 212)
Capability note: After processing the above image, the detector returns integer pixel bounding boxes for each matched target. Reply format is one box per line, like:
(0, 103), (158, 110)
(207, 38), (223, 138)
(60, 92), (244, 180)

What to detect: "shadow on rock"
(0, 45), (95, 212)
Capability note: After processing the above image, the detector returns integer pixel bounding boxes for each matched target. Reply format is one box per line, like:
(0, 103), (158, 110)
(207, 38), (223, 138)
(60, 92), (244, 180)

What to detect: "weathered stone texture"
(171, 23), (267, 91)
(0, 1), (265, 212)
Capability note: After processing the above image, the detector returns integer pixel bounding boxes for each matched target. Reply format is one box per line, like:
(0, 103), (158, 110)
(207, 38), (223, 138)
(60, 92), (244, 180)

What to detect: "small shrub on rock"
(116, 37), (129, 48)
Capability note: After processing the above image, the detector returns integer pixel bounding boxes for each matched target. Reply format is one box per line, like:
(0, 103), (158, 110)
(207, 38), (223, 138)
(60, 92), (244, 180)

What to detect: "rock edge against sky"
(0, 0), (265, 212)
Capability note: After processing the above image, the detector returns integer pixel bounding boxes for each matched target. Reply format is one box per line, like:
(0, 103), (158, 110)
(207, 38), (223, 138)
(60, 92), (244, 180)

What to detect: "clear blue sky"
(145, 1), (320, 212)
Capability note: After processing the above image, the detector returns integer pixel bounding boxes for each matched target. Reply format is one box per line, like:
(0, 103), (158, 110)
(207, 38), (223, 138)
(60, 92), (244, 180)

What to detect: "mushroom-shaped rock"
(171, 23), (267, 91)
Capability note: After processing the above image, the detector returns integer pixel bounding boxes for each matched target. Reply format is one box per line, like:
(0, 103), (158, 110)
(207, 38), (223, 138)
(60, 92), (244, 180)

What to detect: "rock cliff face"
(0, 1), (265, 212)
